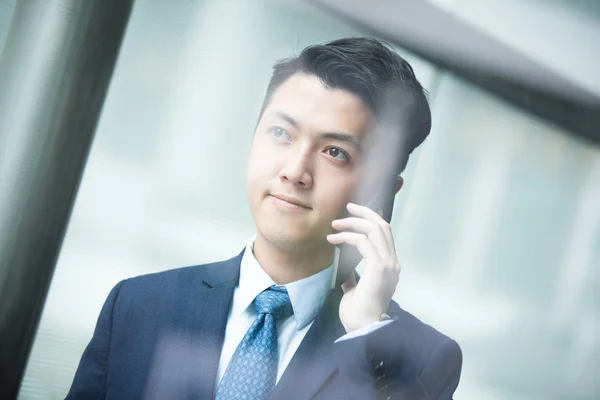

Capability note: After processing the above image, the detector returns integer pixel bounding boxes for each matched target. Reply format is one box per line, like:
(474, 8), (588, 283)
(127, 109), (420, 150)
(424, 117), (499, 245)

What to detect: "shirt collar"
(236, 235), (334, 330)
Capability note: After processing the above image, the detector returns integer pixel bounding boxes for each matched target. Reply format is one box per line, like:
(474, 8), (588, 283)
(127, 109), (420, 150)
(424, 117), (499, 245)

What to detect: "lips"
(269, 194), (312, 209)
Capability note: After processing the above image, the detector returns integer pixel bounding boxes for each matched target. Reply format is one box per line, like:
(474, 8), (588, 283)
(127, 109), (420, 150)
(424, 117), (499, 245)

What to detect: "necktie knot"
(253, 285), (293, 320)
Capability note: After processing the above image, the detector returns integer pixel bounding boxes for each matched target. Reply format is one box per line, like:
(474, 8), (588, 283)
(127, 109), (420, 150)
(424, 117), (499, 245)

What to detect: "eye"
(325, 147), (350, 161)
(269, 126), (291, 141)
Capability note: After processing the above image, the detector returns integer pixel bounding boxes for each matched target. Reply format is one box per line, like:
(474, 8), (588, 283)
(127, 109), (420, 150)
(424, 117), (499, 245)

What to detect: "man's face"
(246, 73), (373, 251)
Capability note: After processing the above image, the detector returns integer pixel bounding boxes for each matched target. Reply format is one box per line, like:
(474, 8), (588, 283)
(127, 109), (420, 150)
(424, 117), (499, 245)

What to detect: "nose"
(278, 151), (313, 189)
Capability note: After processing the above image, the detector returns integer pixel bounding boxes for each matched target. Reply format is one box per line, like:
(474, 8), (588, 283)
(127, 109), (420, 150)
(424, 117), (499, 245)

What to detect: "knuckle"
(378, 219), (390, 229)
(365, 220), (378, 232)
(375, 219), (386, 230)
(355, 233), (368, 243)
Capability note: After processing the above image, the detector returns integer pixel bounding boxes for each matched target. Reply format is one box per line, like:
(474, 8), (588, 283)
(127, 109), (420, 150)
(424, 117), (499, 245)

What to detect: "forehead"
(263, 73), (373, 137)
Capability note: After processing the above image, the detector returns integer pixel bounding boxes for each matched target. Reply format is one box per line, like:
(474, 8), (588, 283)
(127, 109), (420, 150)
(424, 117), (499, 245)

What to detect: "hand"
(327, 202), (401, 333)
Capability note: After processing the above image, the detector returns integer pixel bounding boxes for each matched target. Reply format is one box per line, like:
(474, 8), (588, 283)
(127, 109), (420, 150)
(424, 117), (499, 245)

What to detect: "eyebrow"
(320, 132), (362, 152)
(275, 111), (301, 129)
(274, 111), (362, 152)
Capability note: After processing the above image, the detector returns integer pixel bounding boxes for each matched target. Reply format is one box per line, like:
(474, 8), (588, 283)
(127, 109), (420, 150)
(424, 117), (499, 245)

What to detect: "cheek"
(247, 136), (267, 171)
(246, 141), (279, 193)
(316, 177), (355, 218)
(247, 150), (275, 183)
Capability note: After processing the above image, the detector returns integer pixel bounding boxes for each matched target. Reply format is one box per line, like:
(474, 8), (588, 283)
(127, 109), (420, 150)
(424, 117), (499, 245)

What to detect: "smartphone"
(331, 171), (398, 288)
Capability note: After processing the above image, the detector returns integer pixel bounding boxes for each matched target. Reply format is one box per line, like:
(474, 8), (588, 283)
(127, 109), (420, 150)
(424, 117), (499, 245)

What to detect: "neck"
(252, 234), (334, 285)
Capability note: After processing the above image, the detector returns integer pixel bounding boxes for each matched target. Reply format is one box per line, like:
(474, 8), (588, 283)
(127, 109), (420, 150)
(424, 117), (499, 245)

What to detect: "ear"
(395, 176), (404, 194)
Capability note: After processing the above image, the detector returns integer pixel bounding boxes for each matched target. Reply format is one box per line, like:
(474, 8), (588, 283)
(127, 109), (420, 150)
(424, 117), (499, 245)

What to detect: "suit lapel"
(151, 251), (244, 399)
(269, 287), (347, 399)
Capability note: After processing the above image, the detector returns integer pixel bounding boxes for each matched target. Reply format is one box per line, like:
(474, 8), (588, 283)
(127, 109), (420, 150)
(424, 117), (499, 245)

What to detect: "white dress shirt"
(215, 236), (392, 389)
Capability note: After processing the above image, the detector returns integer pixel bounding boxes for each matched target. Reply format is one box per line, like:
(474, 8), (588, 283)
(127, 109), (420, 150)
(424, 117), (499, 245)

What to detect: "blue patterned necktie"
(215, 285), (294, 400)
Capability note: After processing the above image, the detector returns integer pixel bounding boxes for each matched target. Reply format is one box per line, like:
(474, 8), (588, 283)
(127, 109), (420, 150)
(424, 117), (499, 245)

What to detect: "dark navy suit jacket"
(66, 250), (462, 399)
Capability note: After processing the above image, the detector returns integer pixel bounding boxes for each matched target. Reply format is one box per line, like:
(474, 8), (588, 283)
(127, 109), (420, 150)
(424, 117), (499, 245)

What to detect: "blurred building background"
(0, 0), (598, 399)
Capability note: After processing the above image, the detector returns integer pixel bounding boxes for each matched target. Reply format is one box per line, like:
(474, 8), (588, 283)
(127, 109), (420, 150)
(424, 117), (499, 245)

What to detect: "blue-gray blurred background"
(1, 0), (599, 399)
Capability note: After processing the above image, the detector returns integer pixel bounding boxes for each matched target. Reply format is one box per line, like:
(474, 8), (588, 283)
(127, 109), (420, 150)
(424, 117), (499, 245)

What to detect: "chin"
(261, 227), (307, 250)
(257, 220), (323, 251)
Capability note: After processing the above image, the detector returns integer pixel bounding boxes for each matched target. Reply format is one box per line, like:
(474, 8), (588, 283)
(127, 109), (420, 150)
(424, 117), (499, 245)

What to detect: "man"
(66, 37), (462, 399)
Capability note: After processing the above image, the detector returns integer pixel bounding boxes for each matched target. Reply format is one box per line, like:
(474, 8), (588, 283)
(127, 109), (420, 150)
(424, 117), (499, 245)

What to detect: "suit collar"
(158, 250), (244, 399)
(199, 248), (245, 288)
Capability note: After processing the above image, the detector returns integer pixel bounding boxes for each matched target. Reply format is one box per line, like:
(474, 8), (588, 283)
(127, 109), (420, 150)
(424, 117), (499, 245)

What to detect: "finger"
(341, 271), (357, 293)
(346, 202), (383, 222)
(375, 209), (395, 253)
(347, 203), (395, 254)
(332, 217), (376, 232)
(331, 217), (389, 258)
(327, 231), (381, 262)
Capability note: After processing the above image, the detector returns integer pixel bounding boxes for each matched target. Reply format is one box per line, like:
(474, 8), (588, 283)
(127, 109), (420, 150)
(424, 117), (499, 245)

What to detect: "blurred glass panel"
(0, 0), (17, 56)
(426, 0), (600, 95)
(393, 74), (600, 400)
(13, 0), (599, 399)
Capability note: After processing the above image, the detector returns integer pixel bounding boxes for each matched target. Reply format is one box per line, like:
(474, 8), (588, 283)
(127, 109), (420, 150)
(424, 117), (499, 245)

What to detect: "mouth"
(268, 194), (312, 210)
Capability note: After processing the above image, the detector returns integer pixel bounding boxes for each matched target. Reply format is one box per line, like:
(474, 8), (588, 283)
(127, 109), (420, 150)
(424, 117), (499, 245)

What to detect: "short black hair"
(258, 37), (431, 173)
